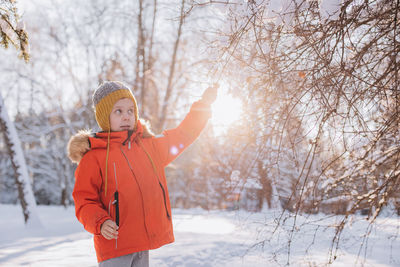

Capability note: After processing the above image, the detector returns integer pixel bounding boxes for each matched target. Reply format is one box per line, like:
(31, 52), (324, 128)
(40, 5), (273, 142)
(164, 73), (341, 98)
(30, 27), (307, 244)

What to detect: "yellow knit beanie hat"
(93, 81), (138, 131)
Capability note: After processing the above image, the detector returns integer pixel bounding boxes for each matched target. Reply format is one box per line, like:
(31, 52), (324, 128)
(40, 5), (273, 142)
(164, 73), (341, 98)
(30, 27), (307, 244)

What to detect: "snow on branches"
(0, 0), (29, 61)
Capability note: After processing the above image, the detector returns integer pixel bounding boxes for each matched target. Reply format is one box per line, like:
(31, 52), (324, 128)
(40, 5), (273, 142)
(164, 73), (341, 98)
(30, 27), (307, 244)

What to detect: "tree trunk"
(0, 93), (42, 226)
(135, 0), (146, 115)
(157, 0), (185, 132)
(146, 0), (158, 121)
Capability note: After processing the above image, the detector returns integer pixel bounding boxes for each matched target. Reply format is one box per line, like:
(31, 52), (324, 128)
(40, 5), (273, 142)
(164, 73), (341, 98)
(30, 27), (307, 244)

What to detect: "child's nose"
(122, 113), (130, 120)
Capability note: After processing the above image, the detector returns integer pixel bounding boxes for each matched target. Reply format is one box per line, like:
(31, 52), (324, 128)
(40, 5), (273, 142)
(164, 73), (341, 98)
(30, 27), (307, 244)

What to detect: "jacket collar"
(89, 120), (144, 149)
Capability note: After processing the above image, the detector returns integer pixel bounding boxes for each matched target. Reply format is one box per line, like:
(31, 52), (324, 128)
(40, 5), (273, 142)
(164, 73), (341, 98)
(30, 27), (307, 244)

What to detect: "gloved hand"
(200, 83), (219, 105)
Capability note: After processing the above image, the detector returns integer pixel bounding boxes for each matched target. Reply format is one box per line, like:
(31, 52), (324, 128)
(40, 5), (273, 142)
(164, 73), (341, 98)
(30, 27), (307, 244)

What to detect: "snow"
(320, 0), (342, 20)
(263, 0), (343, 25)
(266, 0), (282, 24)
(230, 170), (240, 182)
(0, 17), (8, 33)
(15, 21), (25, 31)
(1, 204), (399, 266)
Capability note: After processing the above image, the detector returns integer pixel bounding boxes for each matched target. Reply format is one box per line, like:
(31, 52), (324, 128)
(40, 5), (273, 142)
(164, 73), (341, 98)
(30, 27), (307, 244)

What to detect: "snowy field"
(0, 204), (399, 267)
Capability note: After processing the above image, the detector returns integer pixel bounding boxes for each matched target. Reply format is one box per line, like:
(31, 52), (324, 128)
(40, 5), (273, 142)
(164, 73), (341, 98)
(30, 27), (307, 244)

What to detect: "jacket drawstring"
(107, 128), (135, 196)
(104, 129), (111, 196)
(106, 163), (119, 249)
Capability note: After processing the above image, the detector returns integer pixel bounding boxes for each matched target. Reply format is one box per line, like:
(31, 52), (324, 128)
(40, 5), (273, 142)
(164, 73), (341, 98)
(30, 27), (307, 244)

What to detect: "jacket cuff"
(95, 215), (112, 235)
(190, 100), (212, 116)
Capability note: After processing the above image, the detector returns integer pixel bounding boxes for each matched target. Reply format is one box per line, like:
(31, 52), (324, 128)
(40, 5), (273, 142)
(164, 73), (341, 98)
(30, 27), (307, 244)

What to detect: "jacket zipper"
(106, 163), (119, 249)
(120, 146), (151, 239)
(120, 144), (171, 220)
(137, 139), (171, 220)
(158, 181), (171, 219)
(113, 163), (119, 249)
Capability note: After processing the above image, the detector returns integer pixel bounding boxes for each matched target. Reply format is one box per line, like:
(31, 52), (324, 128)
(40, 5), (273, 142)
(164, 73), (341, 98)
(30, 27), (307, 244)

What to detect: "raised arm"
(152, 85), (218, 166)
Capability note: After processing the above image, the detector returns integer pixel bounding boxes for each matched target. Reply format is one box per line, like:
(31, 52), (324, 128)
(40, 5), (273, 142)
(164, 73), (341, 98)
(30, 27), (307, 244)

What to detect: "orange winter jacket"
(71, 100), (211, 262)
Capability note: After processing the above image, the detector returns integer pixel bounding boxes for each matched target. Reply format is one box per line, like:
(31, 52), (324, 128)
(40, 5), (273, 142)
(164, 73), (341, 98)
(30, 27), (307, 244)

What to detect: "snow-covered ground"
(0, 204), (399, 266)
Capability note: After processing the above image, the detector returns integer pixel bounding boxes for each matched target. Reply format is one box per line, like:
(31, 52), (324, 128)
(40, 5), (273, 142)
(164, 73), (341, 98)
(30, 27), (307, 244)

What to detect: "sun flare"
(210, 92), (243, 135)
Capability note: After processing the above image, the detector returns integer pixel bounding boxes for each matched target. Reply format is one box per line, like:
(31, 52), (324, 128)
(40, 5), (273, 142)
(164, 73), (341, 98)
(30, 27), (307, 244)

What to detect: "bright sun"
(210, 91), (243, 136)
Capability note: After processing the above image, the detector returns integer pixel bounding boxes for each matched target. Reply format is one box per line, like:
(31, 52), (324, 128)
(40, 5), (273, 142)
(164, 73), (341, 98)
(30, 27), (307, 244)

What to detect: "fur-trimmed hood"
(67, 119), (154, 164)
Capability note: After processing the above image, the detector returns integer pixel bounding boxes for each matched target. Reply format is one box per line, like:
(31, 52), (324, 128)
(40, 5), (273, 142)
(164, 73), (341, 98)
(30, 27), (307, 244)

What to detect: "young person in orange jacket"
(67, 81), (218, 266)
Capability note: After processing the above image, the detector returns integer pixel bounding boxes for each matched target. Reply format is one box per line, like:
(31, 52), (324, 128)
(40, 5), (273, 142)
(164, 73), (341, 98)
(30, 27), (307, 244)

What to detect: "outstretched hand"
(201, 83), (219, 105)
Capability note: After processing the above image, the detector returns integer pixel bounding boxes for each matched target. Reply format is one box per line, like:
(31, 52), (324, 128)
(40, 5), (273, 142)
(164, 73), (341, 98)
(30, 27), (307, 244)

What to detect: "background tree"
(0, 0), (41, 225)
(201, 0), (400, 262)
(0, 0), (223, 208)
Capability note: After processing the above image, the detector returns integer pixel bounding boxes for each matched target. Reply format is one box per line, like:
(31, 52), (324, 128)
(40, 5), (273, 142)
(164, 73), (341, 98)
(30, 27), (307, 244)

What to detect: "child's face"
(109, 98), (135, 131)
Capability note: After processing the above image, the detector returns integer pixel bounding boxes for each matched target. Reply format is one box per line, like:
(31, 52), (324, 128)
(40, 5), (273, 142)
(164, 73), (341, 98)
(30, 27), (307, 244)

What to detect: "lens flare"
(210, 92), (242, 136)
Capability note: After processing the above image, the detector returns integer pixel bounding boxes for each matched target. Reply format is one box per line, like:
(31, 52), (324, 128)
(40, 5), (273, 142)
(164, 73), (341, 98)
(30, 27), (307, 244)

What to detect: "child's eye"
(115, 109), (121, 114)
(128, 109), (133, 115)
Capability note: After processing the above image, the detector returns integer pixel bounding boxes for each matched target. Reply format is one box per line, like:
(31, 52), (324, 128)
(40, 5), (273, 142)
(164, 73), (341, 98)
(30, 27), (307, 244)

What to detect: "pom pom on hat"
(93, 81), (138, 131)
